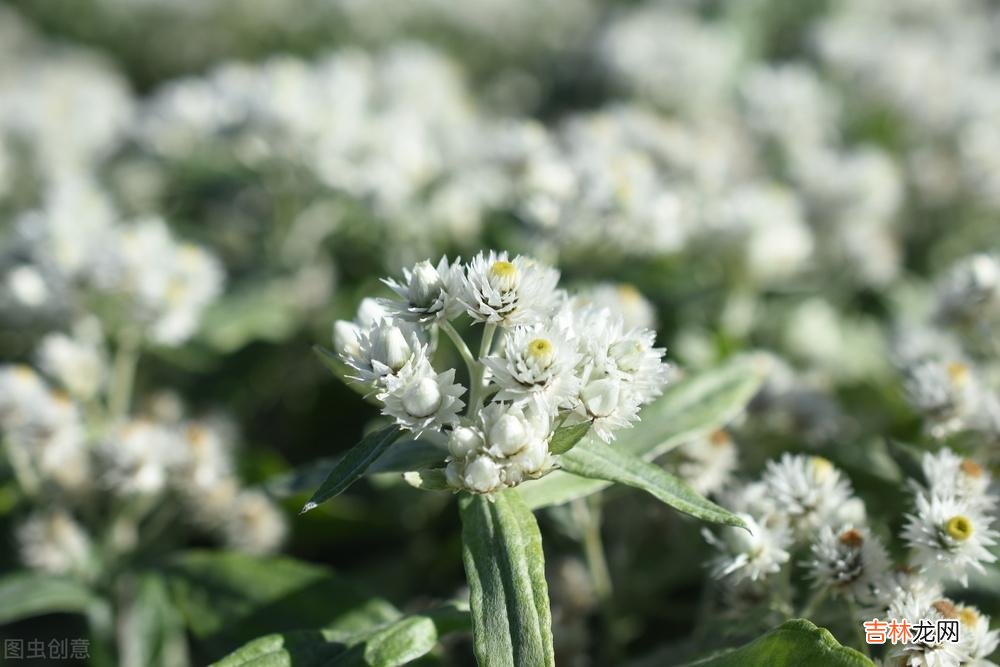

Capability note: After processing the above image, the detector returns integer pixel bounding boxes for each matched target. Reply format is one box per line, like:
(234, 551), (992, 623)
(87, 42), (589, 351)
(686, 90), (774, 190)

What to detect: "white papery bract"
(902, 492), (997, 586)
(483, 319), (580, 410)
(334, 252), (671, 494)
(762, 454), (854, 535)
(918, 449), (993, 511)
(702, 513), (791, 586)
(381, 256), (463, 322)
(379, 357), (465, 435)
(456, 250), (560, 326)
(16, 510), (93, 577)
(36, 317), (107, 401)
(808, 525), (890, 604)
(885, 596), (976, 667)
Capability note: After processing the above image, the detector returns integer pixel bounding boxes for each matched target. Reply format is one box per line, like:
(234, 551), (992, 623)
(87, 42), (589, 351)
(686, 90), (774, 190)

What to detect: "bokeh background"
(0, 0), (998, 664)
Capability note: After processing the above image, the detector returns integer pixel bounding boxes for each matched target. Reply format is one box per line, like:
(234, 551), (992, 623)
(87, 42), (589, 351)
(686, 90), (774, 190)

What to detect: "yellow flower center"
(946, 515), (973, 541)
(527, 338), (554, 366)
(947, 361), (969, 387)
(490, 261), (516, 280)
(617, 283), (642, 303)
(959, 607), (979, 627)
(810, 456), (833, 481)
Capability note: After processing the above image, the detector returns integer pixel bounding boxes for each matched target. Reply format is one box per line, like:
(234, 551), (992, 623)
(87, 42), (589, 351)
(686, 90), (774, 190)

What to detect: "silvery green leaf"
(460, 490), (554, 667)
(0, 571), (95, 625)
(547, 422), (591, 455)
(301, 425), (403, 513)
(559, 439), (746, 528)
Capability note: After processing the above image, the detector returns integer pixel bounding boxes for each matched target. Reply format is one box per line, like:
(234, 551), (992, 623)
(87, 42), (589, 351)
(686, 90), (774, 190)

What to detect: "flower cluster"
(332, 251), (671, 494)
(702, 448), (999, 665)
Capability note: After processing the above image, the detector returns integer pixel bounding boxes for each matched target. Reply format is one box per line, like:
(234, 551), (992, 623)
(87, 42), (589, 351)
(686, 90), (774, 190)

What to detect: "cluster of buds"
(701, 448), (999, 664)
(332, 251), (671, 494)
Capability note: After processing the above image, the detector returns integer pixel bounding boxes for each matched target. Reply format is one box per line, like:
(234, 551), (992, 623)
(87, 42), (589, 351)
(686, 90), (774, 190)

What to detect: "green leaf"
(211, 604), (471, 667)
(119, 574), (190, 667)
(301, 425), (403, 513)
(402, 469), (450, 491)
(200, 284), (300, 352)
(518, 358), (764, 509)
(560, 439), (746, 528)
(460, 491), (554, 667)
(165, 551), (399, 657)
(681, 619), (874, 667)
(266, 439), (444, 498)
(0, 571), (95, 625)
(547, 422), (591, 455)
(620, 356), (765, 459)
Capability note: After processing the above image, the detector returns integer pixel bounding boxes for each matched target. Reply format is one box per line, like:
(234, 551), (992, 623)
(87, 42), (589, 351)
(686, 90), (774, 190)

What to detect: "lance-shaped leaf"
(0, 571), (95, 625)
(211, 604), (471, 667)
(559, 439), (746, 528)
(460, 491), (555, 667)
(681, 618), (873, 666)
(301, 425), (403, 513)
(547, 422), (591, 455)
(517, 358), (764, 509)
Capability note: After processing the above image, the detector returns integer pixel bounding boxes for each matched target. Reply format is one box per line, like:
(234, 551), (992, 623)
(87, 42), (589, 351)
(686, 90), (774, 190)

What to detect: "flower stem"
(108, 328), (141, 421)
(799, 586), (828, 619)
(576, 497), (613, 603)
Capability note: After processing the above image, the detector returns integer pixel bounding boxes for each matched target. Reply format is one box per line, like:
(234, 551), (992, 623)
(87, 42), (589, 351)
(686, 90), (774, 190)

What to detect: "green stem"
(847, 598), (870, 656)
(799, 586), (828, 619)
(466, 323), (497, 417)
(577, 498), (613, 603)
(440, 321), (476, 379)
(108, 329), (141, 421)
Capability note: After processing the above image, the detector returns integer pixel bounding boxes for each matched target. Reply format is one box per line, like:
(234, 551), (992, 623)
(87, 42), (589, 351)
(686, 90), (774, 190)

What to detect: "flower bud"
(374, 326), (412, 372)
(489, 260), (518, 292)
(582, 378), (621, 418)
(333, 320), (361, 358)
(448, 426), (483, 459)
(610, 339), (644, 373)
(464, 456), (502, 493)
(357, 298), (386, 327)
(402, 377), (442, 417)
(510, 438), (548, 477)
(445, 460), (465, 488)
(408, 260), (442, 308)
(489, 414), (528, 456)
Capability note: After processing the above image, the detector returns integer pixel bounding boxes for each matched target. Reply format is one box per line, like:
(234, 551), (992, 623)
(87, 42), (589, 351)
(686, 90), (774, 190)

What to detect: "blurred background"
(0, 0), (997, 664)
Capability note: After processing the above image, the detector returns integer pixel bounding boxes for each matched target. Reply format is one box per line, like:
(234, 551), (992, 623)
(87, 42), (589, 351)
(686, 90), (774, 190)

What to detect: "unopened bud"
(582, 378), (620, 418)
(464, 456), (502, 493)
(402, 377), (442, 418)
(489, 414), (528, 456)
(448, 426), (483, 459)
(409, 261), (442, 308)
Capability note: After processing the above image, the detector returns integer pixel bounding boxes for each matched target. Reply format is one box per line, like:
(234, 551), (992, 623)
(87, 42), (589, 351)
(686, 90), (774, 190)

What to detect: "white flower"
(762, 454), (854, 535)
(222, 490), (287, 555)
(671, 429), (739, 496)
(343, 318), (426, 387)
(809, 525), (890, 603)
(935, 253), (1000, 326)
(6, 264), (49, 307)
(902, 359), (978, 438)
(902, 492), (997, 586)
(956, 604), (1000, 666)
(455, 251), (560, 326)
(101, 419), (184, 496)
(919, 449), (993, 511)
(885, 596), (976, 667)
(378, 356), (465, 435)
(37, 317), (107, 401)
(381, 256), (463, 322)
(703, 513), (791, 586)
(17, 510), (93, 576)
(483, 320), (581, 411)
(574, 283), (657, 330)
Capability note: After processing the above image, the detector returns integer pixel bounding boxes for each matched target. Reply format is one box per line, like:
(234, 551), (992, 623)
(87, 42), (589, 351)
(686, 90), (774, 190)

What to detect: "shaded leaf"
(0, 571), (95, 625)
(885, 439), (927, 487)
(518, 358), (764, 509)
(460, 491), (554, 667)
(301, 425), (403, 513)
(165, 551), (399, 658)
(547, 422), (591, 455)
(119, 573), (190, 667)
(211, 604), (471, 667)
(560, 439), (746, 528)
(266, 439), (444, 498)
(681, 618), (873, 667)
(402, 469), (450, 491)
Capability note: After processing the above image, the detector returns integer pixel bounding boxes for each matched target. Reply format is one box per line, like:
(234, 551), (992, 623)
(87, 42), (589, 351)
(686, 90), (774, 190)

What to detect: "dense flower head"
(332, 252), (671, 494)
